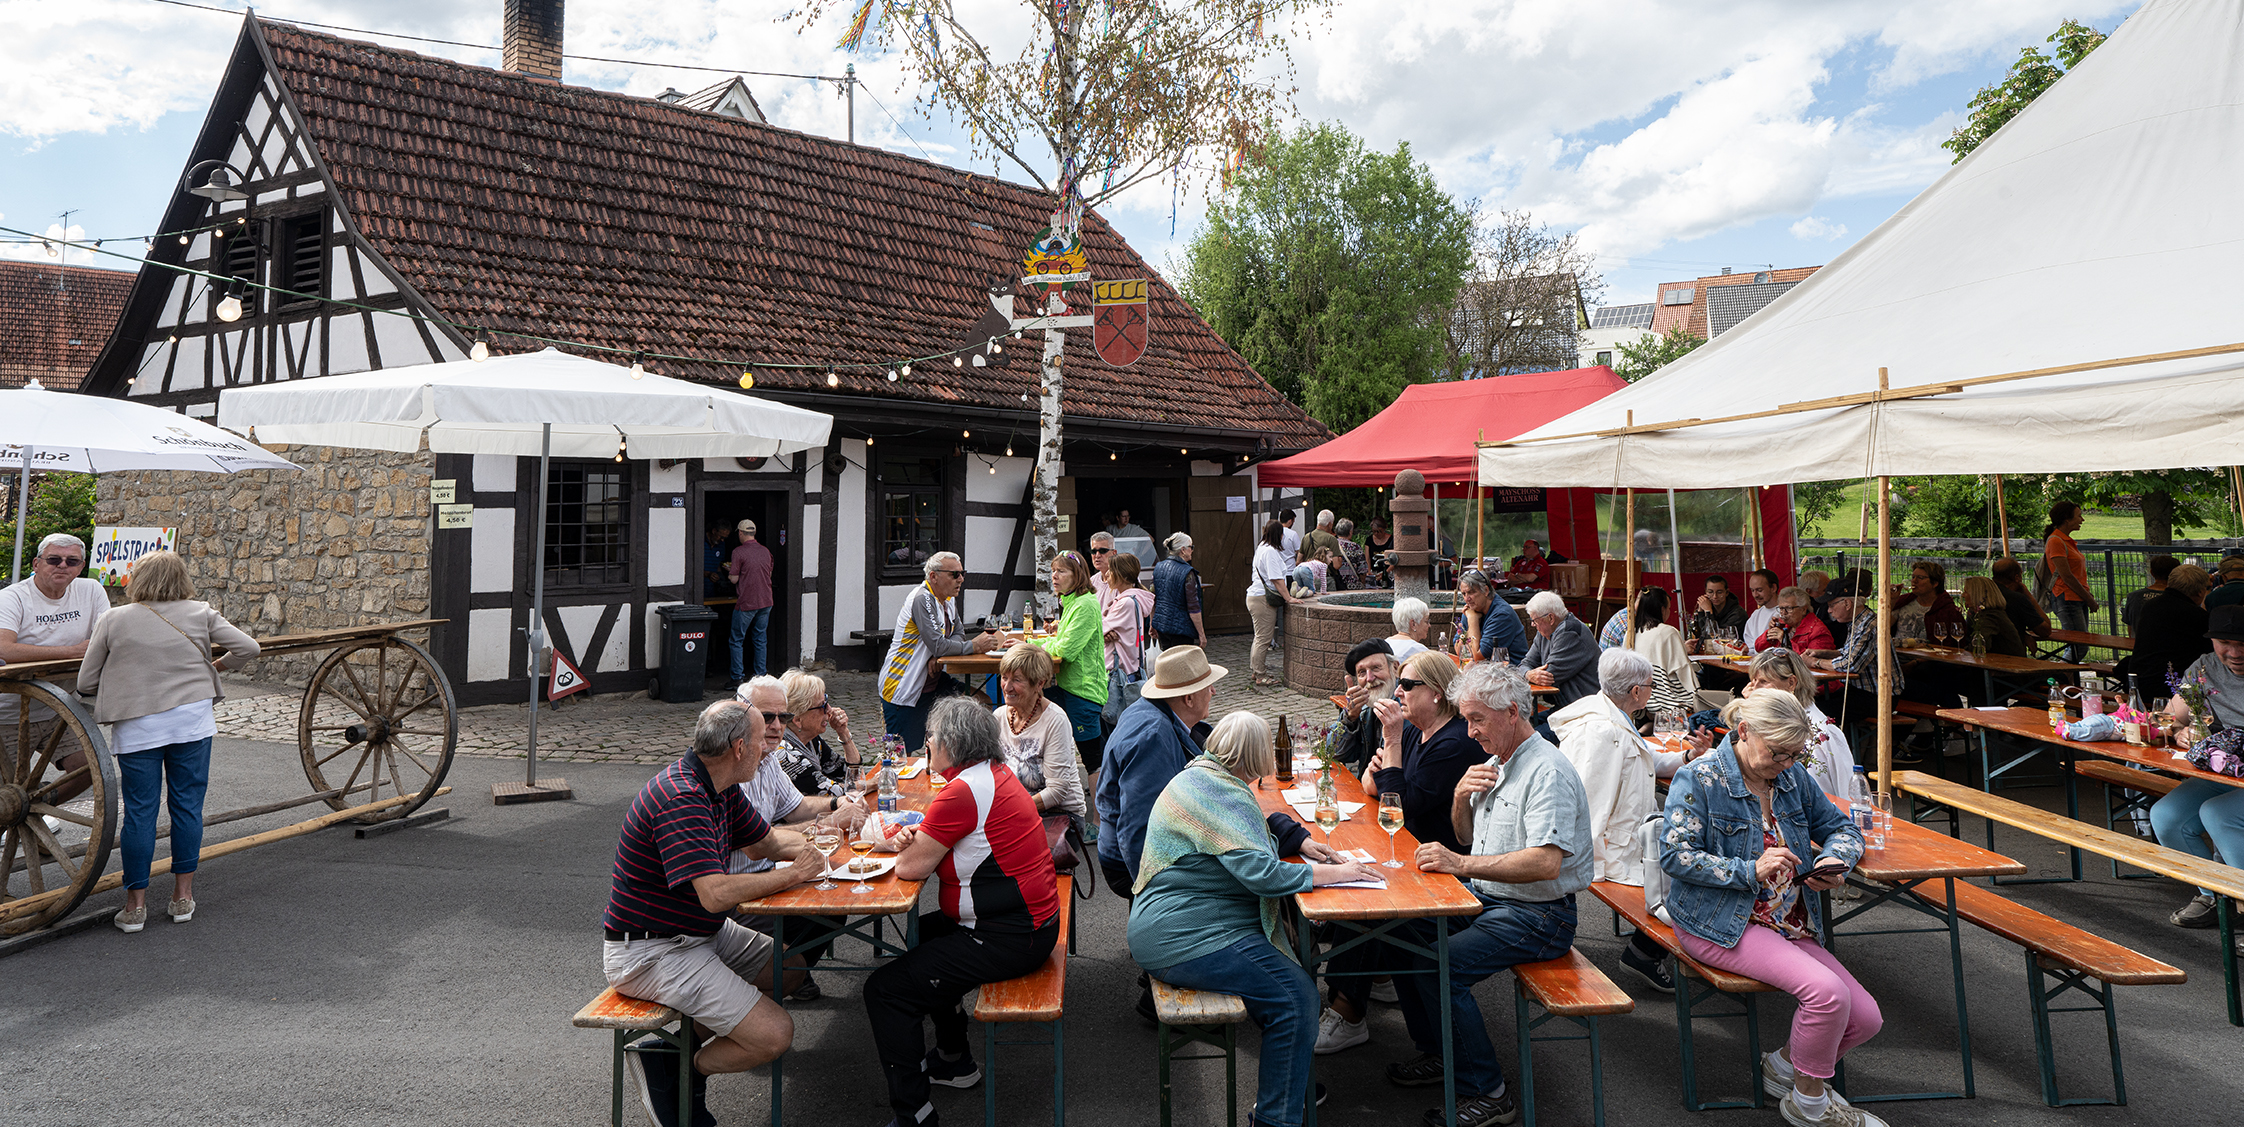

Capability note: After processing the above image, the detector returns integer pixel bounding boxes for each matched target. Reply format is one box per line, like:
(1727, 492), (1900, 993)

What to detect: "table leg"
(2223, 896), (2240, 1028)
(769, 917), (789, 1127)
(1298, 908), (1319, 1127)
(1946, 877), (1976, 1097)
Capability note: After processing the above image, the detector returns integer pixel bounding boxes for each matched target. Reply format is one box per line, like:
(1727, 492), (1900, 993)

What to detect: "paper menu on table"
(1343, 848), (1377, 863)
(1323, 876), (1389, 890)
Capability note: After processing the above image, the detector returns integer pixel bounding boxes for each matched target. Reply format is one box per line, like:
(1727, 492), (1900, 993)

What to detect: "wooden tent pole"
(1475, 430), (1486, 575)
(1875, 369), (1894, 796)
(1995, 474), (2010, 556)
(1624, 486), (1638, 647)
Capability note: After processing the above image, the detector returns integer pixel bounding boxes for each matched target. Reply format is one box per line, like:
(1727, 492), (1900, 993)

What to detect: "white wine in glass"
(1314, 802), (1341, 841)
(849, 839), (876, 894)
(812, 833), (841, 891)
(1378, 792), (1405, 868)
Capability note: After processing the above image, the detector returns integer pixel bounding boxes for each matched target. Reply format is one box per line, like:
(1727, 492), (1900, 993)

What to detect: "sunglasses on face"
(1090, 547), (1113, 555)
(935, 570), (965, 579)
(41, 556), (83, 567)
(1396, 676), (1428, 692)
(761, 710), (796, 725)
(806, 699), (830, 713)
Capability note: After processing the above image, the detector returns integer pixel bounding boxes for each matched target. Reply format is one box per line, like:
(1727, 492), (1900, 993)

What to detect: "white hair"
(1316, 509), (1335, 528)
(1089, 531), (1115, 546)
(1525, 591), (1568, 619)
(1598, 647), (1656, 699)
(1391, 596), (1430, 634)
(923, 551), (962, 578)
(37, 533), (85, 556)
(1452, 661), (1533, 717)
(736, 675), (787, 704)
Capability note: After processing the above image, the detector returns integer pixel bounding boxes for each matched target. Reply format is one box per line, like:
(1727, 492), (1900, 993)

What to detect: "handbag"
(1102, 598), (1149, 727)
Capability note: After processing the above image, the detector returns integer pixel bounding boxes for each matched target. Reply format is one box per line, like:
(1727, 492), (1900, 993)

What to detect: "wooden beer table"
(1820, 802), (2025, 1102)
(739, 769), (936, 1127)
(2038, 629), (2132, 662)
(1254, 761), (1482, 1127)
(1903, 645), (2097, 705)
(1691, 654), (1846, 683)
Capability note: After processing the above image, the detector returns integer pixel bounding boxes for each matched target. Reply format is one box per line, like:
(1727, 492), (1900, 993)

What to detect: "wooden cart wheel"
(1, 680), (116, 936)
(298, 636), (457, 824)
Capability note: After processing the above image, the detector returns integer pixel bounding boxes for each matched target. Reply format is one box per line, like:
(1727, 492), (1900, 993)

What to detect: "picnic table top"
(1936, 705), (2244, 791)
(1253, 761), (1482, 922)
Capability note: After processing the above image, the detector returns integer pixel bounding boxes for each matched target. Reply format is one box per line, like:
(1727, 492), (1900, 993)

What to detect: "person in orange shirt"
(2042, 501), (2097, 661)
(1508, 539), (1552, 589)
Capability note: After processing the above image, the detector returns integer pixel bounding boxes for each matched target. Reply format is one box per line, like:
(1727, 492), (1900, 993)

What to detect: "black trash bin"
(653, 603), (722, 703)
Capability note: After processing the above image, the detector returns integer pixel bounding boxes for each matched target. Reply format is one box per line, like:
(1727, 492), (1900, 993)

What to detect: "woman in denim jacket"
(1661, 692), (1880, 1127)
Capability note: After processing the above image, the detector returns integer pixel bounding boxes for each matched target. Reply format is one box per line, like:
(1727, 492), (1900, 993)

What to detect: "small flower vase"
(1316, 767), (1338, 808)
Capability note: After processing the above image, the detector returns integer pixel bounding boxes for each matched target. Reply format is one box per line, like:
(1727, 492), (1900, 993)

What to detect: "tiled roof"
(1705, 280), (1800, 338)
(0, 261), (135, 391)
(1648, 266), (1820, 338)
(259, 22), (1328, 448)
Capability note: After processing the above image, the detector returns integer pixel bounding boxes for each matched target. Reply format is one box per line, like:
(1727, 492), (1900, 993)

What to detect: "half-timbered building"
(84, 12), (1325, 704)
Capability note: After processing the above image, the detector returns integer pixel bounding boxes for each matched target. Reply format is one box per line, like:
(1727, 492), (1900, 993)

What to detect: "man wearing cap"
(726, 519), (776, 685)
(1099, 645), (1346, 1019)
(2204, 555), (2244, 612)
(2150, 604), (2244, 935)
(1331, 639), (1401, 774)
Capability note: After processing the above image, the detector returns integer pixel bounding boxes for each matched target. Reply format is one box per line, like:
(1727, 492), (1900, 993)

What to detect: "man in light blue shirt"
(1387, 661), (1592, 1127)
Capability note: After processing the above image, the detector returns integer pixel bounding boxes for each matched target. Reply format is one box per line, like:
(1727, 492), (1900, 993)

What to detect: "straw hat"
(1140, 645), (1227, 698)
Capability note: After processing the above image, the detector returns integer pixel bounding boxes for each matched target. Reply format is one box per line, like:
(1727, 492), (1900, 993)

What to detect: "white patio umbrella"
(218, 348), (834, 800)
(0, 379), (302, 582)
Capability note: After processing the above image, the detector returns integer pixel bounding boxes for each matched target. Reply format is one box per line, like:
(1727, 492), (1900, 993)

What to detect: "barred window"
(879, 454), (943, 578)
(545, 463), (631, 586)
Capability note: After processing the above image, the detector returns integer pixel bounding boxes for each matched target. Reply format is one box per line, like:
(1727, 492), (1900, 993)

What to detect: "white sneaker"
(1312, 1009), (1369, 1055)
(1780, 1092), (1884, 1127)
(1369, 979), (1400, 1004)
(1762, 1052), (1851, 1110)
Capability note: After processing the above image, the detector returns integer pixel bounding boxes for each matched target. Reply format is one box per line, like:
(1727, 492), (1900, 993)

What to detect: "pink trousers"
(1678, 924), (1882, 1079)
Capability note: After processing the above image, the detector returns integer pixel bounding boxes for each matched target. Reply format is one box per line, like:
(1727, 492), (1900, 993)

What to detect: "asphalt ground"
(8, 729), (2244, 1124)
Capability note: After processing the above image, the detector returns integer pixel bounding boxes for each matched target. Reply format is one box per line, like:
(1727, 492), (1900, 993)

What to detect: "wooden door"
(1187, 477), (1252, 634)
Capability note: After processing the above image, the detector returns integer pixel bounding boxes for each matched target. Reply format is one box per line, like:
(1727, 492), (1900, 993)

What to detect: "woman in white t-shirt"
(77, 551), (260, 933)
(1246, 520), (1300, 686)
(992, 643), (1087, 823)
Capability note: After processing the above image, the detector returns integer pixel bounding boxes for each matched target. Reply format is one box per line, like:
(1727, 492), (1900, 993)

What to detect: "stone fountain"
(1388, 468), (1434, 605)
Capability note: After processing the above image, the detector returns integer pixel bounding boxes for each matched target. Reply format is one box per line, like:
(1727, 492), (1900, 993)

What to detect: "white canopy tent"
(1475, 0), (2244, 792)
(221, 348), (833, 801)
(1478, 0), (2244, 491)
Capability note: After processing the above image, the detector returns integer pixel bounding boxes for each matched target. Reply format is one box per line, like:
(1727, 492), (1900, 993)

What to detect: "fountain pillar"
(1389, 469), (1433, 606)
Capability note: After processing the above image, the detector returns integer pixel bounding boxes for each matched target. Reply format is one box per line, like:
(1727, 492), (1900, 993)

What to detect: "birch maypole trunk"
(1035, 291), (1068, 616)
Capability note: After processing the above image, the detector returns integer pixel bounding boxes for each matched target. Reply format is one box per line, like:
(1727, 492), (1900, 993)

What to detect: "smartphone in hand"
(1806, 857), (1851, 880)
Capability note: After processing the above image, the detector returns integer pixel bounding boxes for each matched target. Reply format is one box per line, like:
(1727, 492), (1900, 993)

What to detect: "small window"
(220, 228), (261, 318)
(545, 463), (632, 586)
(1595, 351), (1613, 366)
(277, 213), (325, 309)
(879, 454), (944, 577)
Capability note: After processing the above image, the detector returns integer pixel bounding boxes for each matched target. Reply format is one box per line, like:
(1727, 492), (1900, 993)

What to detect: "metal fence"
(1799, 537), (2241, 637)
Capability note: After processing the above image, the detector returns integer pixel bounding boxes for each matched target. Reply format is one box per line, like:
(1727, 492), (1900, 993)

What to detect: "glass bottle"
(1274, 714), (1294, 785)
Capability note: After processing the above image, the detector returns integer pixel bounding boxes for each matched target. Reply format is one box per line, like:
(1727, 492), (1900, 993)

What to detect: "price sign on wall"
(89, 526), (178, 586)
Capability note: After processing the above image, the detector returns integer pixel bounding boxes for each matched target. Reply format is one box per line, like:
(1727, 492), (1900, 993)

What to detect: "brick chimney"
(503, 0), (565, 82)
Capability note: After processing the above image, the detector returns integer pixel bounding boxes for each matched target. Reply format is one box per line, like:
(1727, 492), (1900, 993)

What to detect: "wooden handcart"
(1, 618), (457, 935)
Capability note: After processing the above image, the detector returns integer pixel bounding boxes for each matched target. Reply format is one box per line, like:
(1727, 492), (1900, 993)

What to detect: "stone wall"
(1279, 593), (1534, 695)
(95, 443), (435, 688)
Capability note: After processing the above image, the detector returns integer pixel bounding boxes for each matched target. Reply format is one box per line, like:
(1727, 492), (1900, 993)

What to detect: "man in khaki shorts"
(602, 699), (824, 1126)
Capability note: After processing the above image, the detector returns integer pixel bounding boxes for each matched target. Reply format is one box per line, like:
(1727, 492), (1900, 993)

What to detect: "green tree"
(0, 473), (97, 573)
(1611, 326), (1705, 383)
(1178, 121), (1476, 432)
(1942, 18), (2107, 162)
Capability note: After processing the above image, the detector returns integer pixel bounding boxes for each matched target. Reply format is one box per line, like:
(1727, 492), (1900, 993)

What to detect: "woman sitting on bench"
(1661, 692), (1880, 1127)
(1128, 712), (1381, 1127)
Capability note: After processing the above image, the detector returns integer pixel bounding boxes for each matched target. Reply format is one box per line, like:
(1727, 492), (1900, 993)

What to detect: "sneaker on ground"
(1780, 1091), (1885, 1127)
(1368, 979), (1400, 1004)
(1386, 1051), (1446, 1088)
(113, 905), (146, 934)
(1313, 1009), (1369, 1055)
(168, 897), (196, 924)
(627, 1039), (687, 1127)
(2173, 894), (2217, 929)
(1421, 1089), (1518, 1127)
(790, 974), (822, 1002)
(1761, 1053), (1852, 1110)
(923, 1048), (983, 1089)
(1619, 945), (1675, 994)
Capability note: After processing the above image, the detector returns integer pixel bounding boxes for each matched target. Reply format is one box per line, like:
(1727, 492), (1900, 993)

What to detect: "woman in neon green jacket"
(1034, 550), (1112, 775)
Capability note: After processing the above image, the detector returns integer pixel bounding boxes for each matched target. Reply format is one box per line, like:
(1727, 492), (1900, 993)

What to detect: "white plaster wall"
(833, 441), (868, 645)
(800, 591), (817, 662)
(327, 316), (369, 376)
(648, 504), (685, 587)
(877, 584), (916, 631)
(473, 454), (514, 494)
(469, 507), (516, 592)
(650, 461), (686, 493)
(555, 605), (611, 672)
(370, 312), (426, 366)
(965, 516), (1012, 576)
(967, 455), (1032, 502)
(468, 607), (512, 682)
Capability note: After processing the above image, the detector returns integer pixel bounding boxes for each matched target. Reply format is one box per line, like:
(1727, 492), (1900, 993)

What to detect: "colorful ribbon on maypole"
(838, 0), (880, 51)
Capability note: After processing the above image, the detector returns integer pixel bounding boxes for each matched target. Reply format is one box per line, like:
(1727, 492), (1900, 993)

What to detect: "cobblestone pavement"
(213, 633), (1328, 764)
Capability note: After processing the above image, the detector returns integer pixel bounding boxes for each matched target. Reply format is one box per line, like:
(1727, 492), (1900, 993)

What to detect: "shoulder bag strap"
(139, 603), (221, 693)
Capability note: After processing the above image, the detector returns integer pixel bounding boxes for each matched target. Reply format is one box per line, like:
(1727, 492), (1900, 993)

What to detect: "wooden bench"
(1893, 769), (2244, 1028)
(1591, 881), (1778, 1112)
(972, 875), (1071, 1126)
(1511, 948), (1634, 1127)
(1149, 977), (1249, 1127)
(572, 986), (696, 1127)
(1904, 875), (2183, 1105)
(2073, 760), (2183, 879)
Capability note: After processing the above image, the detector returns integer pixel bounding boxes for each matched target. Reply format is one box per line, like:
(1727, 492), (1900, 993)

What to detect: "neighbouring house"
(83, 9), (1326, 704)
(1578, 301), (1653, 370)
(1648, 266), (1822, 340)
(1, 260), (134, 391)
(1445, 272), (1590, 378)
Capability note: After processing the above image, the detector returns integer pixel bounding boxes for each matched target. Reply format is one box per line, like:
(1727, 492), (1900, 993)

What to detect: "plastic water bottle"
(1849, 767), (1875, 840)
(877, 753), (900, 814)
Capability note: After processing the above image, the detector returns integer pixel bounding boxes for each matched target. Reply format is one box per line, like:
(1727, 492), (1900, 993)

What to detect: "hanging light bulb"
(469, 330), (492, 363)
(962, 429), (971, 438)
(166, 333), (178, 344)
(888, 369), (900, 382)
(1180, 448), (1189, 456)
(738, 369), (755, 390)
(952, 355), (963, 368)
(1109, 451), (1117, 461)
(629, 352), (646, 379)
(215, 279), (246, 323)
(826, 370), (839, 388)
(177, 234), (190, 246)
(43, 240), (58, 259)
(865, 435), (873, 447)
(1012, 330), (1022, 339)
(900, 364), (912, 378)
(988, 462), (997, 474)
(616, 436), (628, 462)
(1005, 445), (1014, 457)
(1019, 393), (1029, 402)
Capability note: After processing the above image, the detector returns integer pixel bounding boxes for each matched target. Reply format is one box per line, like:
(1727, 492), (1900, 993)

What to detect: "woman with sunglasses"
(1661, 691), (1879, 1127)
(775, 669), (861, 797)
(1312, 651), (1478, 1054)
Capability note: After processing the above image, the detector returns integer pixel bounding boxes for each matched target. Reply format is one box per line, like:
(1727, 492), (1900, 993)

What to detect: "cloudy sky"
(0, 0), (2141, 307)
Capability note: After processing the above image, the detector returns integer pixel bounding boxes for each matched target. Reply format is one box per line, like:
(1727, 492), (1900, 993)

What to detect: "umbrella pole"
(496, 423), (571, 804)
(10, 447), (29, 584)
(1623, 487), (1637, 647)
(1876, 368), (1894, 796)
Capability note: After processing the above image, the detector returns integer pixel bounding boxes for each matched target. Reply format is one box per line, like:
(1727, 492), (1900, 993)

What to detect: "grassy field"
(1797, 481), (2223, 541)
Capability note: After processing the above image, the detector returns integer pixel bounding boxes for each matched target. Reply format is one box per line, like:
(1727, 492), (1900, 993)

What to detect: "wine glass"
(812, 830), (841, 891)
(849, 839), (877, 894)
(1378, 792), (1405, 868)
(1314, 800), (1342, 842)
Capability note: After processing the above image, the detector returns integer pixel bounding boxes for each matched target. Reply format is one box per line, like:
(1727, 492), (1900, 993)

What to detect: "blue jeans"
(2150, 780), (2244, 896)
(1152, 933), (1319, 1127)
(1395, 892), (1578, 1099)
(117, 737), (213, 891)
(728, 605), (770, 681)
(2056, 599), (2090, 661)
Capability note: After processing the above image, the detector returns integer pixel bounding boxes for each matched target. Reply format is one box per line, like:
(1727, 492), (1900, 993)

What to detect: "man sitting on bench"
(1392, 661), (1594, 1127)
(600, 699), (824, 1127)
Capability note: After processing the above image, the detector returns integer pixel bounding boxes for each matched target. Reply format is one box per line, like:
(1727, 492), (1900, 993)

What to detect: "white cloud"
(1789, 215), (1848, 241)
(0, 218), (90, 265)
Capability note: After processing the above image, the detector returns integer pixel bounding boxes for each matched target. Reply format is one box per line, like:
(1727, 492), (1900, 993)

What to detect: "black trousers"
(1156, 630), (1199, 650)
(866, 912), (1058, 1125)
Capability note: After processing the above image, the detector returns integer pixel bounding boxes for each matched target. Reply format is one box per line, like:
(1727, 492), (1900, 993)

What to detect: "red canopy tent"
(1255, 366), (1797, 594)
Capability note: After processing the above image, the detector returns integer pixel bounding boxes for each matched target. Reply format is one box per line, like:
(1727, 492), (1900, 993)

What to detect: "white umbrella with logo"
(0, 379), (301, 581)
